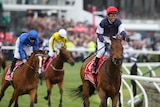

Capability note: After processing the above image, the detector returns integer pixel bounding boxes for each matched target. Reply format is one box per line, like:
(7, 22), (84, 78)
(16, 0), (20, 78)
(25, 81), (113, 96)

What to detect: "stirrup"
(92, 67), (97, 74)
(11, 72), (14, 77)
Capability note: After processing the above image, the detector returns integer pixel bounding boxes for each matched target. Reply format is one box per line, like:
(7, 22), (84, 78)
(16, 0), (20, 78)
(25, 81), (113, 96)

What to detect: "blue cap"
(28, 30), (38, 39)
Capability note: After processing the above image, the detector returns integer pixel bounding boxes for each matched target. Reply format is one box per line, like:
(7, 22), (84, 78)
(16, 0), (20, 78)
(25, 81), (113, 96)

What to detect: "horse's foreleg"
(111, 94), (119, 107)
(118, 92), (121, 107)
(14, 95), (19, 107)
(58, 81), (63, 107)
(44, 79), (52, 107)
(0, 80), (10, 101)
(8, 90), (18, 107)
(83, 81), (90, 107)
(29, 88), (37, 107)
(34, 93), (37, 104)
(98, 88), (107, 107)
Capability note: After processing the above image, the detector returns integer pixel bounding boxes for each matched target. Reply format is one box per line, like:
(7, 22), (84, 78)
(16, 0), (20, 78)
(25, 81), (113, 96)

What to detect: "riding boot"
(92, 57), (100, 75)
(10, 58), (18, 76)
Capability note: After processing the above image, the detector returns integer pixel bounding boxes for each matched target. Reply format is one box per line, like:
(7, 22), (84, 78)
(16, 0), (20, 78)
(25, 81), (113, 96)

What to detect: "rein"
(24, 53), (45, 70)
(25, 62), (42, 71)
(50, 64), (64, 72)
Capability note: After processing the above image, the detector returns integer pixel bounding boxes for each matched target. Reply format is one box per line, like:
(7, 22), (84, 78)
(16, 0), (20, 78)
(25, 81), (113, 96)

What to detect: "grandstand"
(2, 0), (160, 31)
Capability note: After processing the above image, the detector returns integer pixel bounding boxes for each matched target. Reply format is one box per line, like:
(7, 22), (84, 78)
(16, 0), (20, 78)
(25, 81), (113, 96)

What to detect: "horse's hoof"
(34, 99), (37, 103)
(59, 104), (62, 107)
(44, 96), (48, 100)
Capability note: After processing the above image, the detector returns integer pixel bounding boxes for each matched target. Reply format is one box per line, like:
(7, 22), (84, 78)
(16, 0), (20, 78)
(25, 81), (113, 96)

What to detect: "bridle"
(25, 53), (44, 72)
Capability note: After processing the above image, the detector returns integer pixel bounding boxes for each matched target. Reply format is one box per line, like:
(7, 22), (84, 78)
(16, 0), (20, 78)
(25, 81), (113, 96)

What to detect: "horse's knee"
(47, 89), (51, 95)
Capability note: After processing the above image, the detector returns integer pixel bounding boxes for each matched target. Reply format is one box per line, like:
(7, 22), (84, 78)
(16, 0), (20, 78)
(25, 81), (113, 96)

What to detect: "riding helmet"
(106, 6), (118, 15)
(58, 29), (67, 37)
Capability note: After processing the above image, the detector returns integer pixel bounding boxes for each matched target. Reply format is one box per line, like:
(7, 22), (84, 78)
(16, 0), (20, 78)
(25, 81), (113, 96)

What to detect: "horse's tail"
(69, 84), (95, 100)
(70, 85), (83, 100)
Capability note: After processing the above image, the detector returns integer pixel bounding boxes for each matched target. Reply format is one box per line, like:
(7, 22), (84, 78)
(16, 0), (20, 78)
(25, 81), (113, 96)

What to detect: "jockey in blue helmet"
(7, 29), (39, 79)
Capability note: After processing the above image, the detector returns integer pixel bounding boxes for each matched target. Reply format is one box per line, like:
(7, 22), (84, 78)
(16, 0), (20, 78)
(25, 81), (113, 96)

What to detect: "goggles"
(29, 37), (36, 40)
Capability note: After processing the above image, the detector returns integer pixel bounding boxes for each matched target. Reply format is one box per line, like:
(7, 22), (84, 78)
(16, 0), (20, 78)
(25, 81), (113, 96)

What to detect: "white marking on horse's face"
(38, 56), (43, 74)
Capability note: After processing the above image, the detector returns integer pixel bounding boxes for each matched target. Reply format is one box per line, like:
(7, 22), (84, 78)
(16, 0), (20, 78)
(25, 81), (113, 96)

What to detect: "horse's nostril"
(70, 62), (75, 66)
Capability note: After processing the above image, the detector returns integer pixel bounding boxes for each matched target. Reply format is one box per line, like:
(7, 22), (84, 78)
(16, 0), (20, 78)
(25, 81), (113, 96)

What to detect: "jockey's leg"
(92, 57), (100, 75)
(44, 56), (50, 64)
(43, 56), (50, 69)
(10, 58), (18, 75)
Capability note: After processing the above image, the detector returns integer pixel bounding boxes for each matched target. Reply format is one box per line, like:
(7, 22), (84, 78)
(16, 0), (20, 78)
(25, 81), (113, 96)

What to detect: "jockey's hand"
(103, 41), (109, 46)
(125, 37), (130, 42)
(22, 59), (27, 63)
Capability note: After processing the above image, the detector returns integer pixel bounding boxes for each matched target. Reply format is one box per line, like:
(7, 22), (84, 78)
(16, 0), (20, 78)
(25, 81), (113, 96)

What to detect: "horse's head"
(28, 50), (46, 74)
(110, 36), (123, 65)
(59, 47), (75, 66)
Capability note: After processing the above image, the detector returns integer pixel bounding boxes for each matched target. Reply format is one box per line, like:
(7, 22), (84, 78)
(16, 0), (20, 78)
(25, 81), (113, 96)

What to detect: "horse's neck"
(24, 59), (36, 77)
(107, 57), (121, 73)
(52, 56), (64, 69)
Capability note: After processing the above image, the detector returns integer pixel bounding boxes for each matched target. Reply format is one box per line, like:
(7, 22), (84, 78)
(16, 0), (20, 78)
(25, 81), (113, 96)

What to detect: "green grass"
(0, 62), (160, 107)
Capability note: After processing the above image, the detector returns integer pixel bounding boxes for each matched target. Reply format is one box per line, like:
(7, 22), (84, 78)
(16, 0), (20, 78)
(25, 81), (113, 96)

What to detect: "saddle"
(5, 62), (23, 81)
(84, 56), (108, 84)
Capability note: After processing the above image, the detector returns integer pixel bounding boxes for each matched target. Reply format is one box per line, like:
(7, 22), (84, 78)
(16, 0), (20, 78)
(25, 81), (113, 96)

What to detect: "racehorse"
(0, 50), (45, 107)
(71, 36), (123, 107)
(43, 47), (74, 107)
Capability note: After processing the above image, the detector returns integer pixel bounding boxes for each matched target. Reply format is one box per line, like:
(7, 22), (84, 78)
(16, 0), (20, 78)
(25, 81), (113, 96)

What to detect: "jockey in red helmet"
(92, 6), (130, 75)
(106, 6), (118, 15)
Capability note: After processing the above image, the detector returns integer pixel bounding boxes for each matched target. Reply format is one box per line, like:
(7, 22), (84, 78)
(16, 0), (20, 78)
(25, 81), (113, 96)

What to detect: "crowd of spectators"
(1, 15), (160, 62)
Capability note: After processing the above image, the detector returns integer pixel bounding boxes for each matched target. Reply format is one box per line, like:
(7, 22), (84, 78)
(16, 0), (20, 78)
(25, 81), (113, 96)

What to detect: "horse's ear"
(119, 35), (123, 41)
(110, 35), (113, 41)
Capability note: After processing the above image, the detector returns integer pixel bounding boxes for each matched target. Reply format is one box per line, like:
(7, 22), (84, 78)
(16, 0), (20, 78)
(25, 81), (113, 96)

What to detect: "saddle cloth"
(5, 62), (23, 81)
(42, 57), (54, 72)
(84, 56), (108, 84)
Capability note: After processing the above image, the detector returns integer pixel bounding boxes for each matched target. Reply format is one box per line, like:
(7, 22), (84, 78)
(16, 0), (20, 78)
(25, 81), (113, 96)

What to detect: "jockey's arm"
(33, 38), (39, 50)
(118, 24), (127, 40)
(63, 39), (67, 48)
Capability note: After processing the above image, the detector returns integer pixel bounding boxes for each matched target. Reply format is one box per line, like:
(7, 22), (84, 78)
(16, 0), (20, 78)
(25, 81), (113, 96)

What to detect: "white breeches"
(96, 36), (111, 58)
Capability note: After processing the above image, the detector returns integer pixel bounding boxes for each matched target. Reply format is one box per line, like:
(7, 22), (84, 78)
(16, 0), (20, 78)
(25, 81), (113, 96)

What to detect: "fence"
(122, 63), (160, 107)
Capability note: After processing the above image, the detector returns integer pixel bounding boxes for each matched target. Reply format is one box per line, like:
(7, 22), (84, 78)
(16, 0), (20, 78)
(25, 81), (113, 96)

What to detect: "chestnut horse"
(43, 47), (74, 107)
(71, 36), (123, 107)
(0, 50), (45, 107)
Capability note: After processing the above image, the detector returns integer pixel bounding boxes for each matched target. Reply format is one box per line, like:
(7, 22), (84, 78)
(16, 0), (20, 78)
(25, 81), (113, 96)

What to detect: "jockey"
(7, 30), (39, 77)
(92, 6), (129, 75)
(44, 28), (67, 65)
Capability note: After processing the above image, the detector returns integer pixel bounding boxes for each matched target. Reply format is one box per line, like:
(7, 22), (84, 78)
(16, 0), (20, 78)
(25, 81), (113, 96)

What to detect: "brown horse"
(0, 50), (45, 107)
(71, 36), (123, 107)
(43, 47), (74, 107)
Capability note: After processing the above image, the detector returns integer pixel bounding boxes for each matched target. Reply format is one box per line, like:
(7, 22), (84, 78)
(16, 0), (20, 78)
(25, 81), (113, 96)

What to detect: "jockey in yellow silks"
(44, 28), (67, 64)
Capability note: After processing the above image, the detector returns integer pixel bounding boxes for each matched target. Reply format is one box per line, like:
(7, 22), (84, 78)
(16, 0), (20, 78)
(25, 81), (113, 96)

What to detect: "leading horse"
(43, 47), (74, 107)
(0, 50), (45, 107)
(71, 36), (123, 107)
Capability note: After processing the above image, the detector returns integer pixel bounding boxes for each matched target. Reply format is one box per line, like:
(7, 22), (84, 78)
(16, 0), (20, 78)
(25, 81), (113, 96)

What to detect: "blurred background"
(0, 0), (160, 62)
